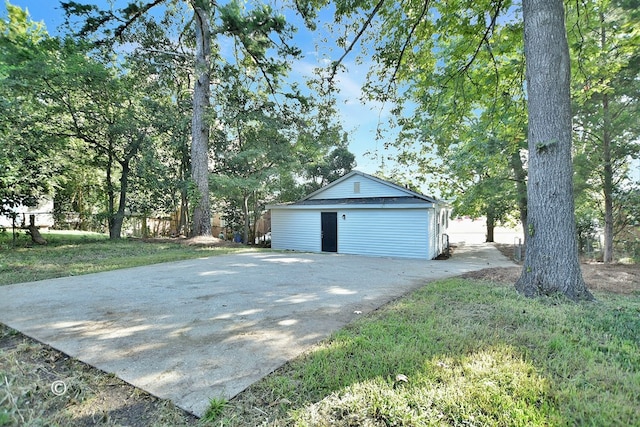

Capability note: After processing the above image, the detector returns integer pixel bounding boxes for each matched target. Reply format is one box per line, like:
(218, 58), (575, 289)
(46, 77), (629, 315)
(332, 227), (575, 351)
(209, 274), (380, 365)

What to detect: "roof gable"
(302, 171), (438, 203)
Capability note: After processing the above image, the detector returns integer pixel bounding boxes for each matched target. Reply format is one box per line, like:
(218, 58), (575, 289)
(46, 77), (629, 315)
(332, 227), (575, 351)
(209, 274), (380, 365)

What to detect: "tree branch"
(457, 0), (503, 76)
(387, 0), (431, 87)
(113, 0), (167, 40)
(41, 76), (108, 151)
(328, 0), (386, 84)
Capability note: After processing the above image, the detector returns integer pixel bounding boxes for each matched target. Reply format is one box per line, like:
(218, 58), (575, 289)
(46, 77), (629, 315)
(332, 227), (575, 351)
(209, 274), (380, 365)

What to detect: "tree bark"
(251, 191), (261, 244)
(516, 0), (594, 301)
(189, 1), (213, 237)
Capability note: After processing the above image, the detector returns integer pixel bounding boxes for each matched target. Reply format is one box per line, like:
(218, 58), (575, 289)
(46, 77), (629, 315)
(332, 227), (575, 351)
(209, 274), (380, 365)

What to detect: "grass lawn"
(220, 279), (640, 426)
(1, 233), (638, 426)
(0, 230), (250, 286)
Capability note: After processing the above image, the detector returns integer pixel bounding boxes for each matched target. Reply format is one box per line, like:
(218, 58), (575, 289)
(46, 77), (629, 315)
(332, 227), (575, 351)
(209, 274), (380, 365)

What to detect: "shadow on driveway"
(0, 244), (513, 416)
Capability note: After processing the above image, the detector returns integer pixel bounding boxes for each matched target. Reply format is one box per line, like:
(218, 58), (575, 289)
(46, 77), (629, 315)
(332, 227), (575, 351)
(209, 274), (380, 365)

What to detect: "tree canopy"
(298, 0), (623, 299)
(2, 0), (638, 297)
(0, 4), (60, 218)
(1, 1), (352, 242)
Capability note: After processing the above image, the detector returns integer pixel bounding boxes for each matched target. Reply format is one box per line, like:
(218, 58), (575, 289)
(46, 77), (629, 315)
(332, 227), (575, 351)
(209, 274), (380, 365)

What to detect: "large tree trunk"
(190, 1), (213, 237)
(516, 0), (594, 301)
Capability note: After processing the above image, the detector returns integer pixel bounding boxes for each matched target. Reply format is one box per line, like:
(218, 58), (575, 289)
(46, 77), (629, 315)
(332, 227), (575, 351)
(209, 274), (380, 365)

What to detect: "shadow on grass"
(225, 279), (640, 426)
(0, 231), (249, 286)
(0, 324), (198, 427)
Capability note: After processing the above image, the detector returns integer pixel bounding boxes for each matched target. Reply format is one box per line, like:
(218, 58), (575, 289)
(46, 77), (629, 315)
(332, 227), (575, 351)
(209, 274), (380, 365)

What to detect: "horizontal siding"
(271, 209), (320, 252)
(310, 174), (408, 200)
(271, 207), (439, 259)
(338, 209), (431, 259)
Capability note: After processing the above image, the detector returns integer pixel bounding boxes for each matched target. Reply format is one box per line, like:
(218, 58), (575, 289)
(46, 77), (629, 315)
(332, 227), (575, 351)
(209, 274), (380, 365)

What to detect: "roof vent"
(354, 182), (360, 193)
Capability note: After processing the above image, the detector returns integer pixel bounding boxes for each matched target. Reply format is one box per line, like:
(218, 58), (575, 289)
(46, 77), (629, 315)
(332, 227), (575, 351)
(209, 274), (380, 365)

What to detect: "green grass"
(0, 230), (250, 286)
(203, 398), (228, 423)
(1, 232), (638, 425)
(219, 279), (640, 426)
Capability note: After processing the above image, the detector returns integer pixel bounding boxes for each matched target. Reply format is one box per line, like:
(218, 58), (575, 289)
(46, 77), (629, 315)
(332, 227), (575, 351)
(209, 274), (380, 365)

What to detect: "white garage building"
(268, 171), (449, 259)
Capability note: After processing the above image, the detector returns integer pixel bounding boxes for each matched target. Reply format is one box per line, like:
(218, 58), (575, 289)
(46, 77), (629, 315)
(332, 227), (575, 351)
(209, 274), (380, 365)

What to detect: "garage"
(268, 171), (449, 259)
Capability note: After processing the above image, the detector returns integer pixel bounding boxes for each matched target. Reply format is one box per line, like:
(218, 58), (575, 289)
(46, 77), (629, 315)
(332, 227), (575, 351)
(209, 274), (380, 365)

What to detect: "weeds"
(203, 398), (228, 423)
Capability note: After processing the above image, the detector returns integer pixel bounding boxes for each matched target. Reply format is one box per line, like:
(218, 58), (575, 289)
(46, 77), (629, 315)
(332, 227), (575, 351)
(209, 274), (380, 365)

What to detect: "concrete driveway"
(0, 244), (514, 416)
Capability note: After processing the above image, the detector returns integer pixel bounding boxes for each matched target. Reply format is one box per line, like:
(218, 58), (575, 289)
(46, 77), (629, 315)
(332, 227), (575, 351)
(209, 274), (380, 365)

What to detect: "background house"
(0, 197), (55, 230)
(268, 171), (449, 259)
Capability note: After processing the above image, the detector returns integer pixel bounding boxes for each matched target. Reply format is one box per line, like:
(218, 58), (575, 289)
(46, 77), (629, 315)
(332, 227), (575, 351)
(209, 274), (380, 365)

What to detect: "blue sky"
(6, 0), (400, 175)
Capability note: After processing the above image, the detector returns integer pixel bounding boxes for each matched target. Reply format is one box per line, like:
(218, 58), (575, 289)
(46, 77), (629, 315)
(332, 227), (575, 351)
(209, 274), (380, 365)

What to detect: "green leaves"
(0, 3), (61, 215)
(568, 0), (640, 257)
(338, 1), (528, 228)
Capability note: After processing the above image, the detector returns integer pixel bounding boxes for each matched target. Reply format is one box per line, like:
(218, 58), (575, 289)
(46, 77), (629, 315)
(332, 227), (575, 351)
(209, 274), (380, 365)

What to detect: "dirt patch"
(0, 326), (198, 426)
(579, 262), (640, 294)
(460, 243), (640, 295)
(140, 235), (273, 249)
(139, 235), (243, 248)
(460, 267), (521, 284)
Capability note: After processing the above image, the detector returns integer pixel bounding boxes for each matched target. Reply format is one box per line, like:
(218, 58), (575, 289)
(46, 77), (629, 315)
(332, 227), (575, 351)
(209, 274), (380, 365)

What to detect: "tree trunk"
(189, 1), (213, 237)
(178, 150), (190, 235)
(26, 215), (47, 245)
(600, 13), (614, 263)
(106, 149), (116, 238)
(602, 93), (614, 263)
(109, 161), (130, 239)
(516, 0), (594, 301)
(251, 191), (261, 244)
(486, 208), (495, 243)
(179, 188), (189, 235)
(510, 150), (528, 230)
(142, 215), (149, 238)
(242, 192), (250, 245)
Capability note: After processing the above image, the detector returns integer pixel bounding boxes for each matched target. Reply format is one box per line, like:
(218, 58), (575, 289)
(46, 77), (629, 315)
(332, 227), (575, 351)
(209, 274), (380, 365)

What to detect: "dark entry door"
(321, 212), (338, 252)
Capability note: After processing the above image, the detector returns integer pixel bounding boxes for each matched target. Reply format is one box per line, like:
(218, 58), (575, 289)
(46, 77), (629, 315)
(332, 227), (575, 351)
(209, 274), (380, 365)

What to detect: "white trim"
(267, 203), (434, 210)
(300, 170), (438, 203)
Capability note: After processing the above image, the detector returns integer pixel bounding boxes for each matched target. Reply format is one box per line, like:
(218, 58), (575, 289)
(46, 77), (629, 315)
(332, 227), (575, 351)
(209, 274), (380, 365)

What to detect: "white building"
(268, 171), (449, 259)
(0, 197), (54, 229)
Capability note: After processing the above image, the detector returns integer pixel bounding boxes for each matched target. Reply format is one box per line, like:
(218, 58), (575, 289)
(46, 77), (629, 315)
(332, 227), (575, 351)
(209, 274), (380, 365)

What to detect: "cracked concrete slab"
(0, 243), (514, 416)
